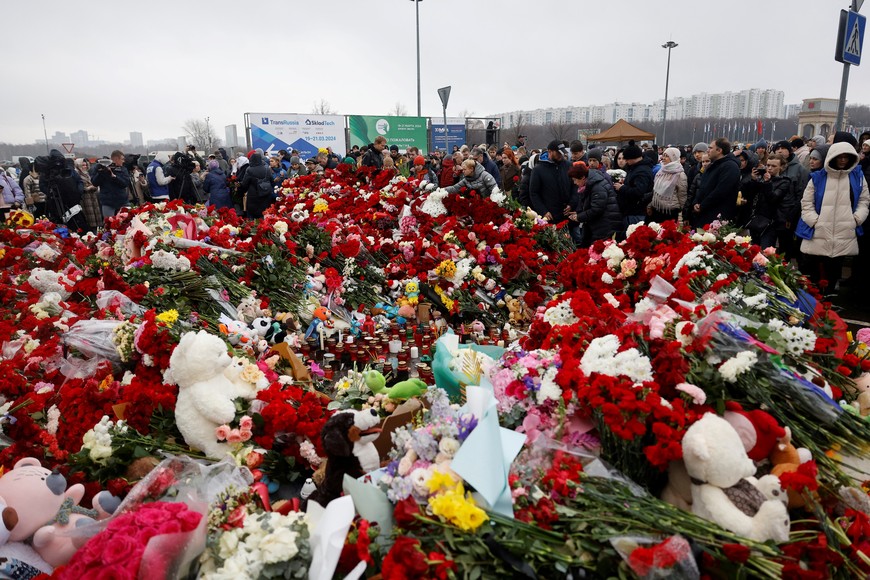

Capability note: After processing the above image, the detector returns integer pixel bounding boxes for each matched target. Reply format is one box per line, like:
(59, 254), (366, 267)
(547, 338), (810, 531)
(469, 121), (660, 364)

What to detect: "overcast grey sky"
(1, 0), (867, 144)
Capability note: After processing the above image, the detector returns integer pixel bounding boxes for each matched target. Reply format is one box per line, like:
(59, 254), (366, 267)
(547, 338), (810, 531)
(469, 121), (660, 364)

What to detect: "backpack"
(254, 170), (272, 198)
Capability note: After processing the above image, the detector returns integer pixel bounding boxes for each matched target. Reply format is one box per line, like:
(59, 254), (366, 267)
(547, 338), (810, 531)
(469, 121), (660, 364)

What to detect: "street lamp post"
(411, 0), (422, 117)
(661, 40), (678, 147)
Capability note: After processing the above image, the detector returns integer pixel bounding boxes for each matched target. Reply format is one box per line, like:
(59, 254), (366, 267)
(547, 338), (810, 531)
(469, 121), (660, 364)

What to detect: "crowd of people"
(3, 130), (870, 304)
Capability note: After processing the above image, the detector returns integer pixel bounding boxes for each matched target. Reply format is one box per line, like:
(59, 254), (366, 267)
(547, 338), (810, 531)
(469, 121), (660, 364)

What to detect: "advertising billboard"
(247, 113), (346, 160)
(348, 115), (428, 154)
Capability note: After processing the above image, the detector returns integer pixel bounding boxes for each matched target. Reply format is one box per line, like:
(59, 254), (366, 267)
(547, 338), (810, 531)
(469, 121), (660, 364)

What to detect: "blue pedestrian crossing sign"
(837, 9), (866, 65)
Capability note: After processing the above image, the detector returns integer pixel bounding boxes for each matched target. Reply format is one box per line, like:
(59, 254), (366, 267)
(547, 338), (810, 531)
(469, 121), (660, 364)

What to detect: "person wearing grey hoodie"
(445, 159), (499, 197)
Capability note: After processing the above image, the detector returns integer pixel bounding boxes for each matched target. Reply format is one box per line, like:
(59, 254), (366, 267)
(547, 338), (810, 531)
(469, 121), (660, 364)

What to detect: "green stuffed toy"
(364, 370), (428, 400)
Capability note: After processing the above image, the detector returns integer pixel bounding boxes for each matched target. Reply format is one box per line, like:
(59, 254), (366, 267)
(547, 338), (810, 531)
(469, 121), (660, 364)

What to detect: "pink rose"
(178, 510), (204, 530)
(239, 428), (252, 442)
(215, 425), (231, 441)
(227, 429), (243, 444)
(101, 535), (139, 566)
(239, 415), (253, 430)
(93, 564), (135, 580)
(156, 520), (182, 535)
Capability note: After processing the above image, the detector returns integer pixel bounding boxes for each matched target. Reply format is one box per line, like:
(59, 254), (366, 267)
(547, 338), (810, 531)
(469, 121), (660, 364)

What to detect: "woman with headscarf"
(647, 147), (687, 224)
(241, 153), (273, 219)
(234, 155), (249, 182)
(74, 158), (102, 231)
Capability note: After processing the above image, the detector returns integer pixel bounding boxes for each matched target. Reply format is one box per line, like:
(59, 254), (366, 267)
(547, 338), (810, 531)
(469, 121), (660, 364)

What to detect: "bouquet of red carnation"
(59, 501), (203, 579)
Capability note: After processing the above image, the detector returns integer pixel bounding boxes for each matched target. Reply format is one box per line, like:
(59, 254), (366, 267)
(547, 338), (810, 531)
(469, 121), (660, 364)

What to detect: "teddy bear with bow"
(682, 413), (790, 543)
(170, 330), (252, 459)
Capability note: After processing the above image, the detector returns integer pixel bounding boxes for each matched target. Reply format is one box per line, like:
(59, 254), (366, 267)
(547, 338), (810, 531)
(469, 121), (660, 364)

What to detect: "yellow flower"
(174, 229), (184, 238)
(427, 469), (458, 494)
(428, 484), (488, 532)
(435, 260), (457, 279)
(312, 199), (329, 213)
(156, 309), (179, 326)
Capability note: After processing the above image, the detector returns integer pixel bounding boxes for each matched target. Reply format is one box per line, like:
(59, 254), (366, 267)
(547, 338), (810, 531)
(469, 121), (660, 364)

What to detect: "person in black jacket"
(690, 138), (741, 228)
(91, 150), (131, 218)
(241, 153), (273, 219)
(529, 141), (571, 223)
(743, 153), (796, 249)
(565, 163), (622, 247)
(360, 136), (386, 170)
(614, 140), (653, 227)
(516, 153), (537, 208)
(734, 149), (758, 229)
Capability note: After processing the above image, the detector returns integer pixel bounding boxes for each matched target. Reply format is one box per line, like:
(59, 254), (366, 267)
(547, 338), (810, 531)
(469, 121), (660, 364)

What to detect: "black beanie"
(774, 140), (793, 154)
(623, 140), (643, 160)
(833, 131), (858, 148)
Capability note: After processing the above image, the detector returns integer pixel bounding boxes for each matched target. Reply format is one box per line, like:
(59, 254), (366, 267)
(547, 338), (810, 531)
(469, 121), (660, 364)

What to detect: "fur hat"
(623, 140), (644, 160)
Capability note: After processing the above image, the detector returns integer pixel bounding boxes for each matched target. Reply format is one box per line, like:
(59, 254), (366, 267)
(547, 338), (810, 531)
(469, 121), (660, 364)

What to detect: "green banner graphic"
(348, 115), (428, 154)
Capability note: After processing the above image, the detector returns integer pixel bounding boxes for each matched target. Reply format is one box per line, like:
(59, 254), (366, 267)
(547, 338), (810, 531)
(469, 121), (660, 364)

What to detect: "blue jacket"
(92, 164), (131, 209)
(146, 159), (170, 199)
(202, 169), (232, 210)
(482, 155), (501, 184)
(795, 166), (865, 240)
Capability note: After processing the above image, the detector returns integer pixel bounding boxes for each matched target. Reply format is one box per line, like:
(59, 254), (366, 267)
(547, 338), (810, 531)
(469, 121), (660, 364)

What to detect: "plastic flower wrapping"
(0, 159), (870, 578)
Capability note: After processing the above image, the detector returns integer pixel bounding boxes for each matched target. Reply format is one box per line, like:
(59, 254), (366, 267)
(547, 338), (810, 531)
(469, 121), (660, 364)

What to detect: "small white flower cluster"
(581, 334), (653, 384)
(272, 220), (289, 236)
(419, 188), (450, 217)
(727, 287), (768, 310)
(601, 243), (625, 269)
(206, 511), (308, 579)
(767, 319), (817, 355)
(543, 299), (580, 327)
(722, 232), (752, 246)
(718, 351), (758, 382)
(81, 415), (127, 464)
(672, 245), (709, 275)
(150, 249), (191, 272)
(625, 221), (661, 239)
(46, 405), (60, 436)
(601, 272), (614, 284)
(537, 366), (561, 404)
(489, 189), (507, 206)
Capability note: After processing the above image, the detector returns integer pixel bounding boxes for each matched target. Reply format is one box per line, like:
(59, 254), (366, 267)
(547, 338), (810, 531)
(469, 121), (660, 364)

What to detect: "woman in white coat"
(797, 141), (870, 293)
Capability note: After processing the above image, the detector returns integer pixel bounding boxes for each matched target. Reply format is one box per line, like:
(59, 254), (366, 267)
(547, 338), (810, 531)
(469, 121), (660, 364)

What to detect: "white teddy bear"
(682, 413), (790, 543)
(170, 330), (242, 459)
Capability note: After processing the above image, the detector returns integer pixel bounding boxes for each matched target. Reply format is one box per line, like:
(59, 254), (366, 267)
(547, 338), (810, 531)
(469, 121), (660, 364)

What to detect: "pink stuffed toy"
(0, 457), (118, 567)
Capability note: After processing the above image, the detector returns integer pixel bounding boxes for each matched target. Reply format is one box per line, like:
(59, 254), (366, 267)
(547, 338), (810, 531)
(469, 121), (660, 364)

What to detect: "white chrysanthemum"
(581, 335), (653, 383)
(672, 245), (709, 275)
(767, 320), (817, 354)
(420, 188), (450, 217)
(543, 300), (579, 327)
(718, 351), (758, 382)
(601, 272), (614, 284)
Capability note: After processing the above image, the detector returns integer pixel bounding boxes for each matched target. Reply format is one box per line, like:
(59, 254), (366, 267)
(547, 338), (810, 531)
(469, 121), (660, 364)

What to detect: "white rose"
(259, 527), (299, 564)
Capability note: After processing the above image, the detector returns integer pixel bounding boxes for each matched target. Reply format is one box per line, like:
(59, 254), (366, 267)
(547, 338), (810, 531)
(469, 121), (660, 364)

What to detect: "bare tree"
(547, 119), (573, 142)
(507, 113), (527, 146)
(457, 108), (475, 120)
(388, 102), (408, 117)
(182, 119), (221, 152)
(312, 99), (335, 115)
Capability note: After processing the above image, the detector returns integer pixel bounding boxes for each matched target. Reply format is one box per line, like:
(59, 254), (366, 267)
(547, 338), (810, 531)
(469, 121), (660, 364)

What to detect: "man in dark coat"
(614, 140), (654, 226)
(690, 138), (741, 228)
(360, 136), (386, 170)
(241, 153), (273, 219)
(529, 141), (571, 223)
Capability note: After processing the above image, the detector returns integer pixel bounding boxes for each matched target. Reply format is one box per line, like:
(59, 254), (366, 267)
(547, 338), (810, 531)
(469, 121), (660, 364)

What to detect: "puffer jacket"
(23, 173), (45, 205)
(745, 174), (796, 230)
(528, 153), (571, 221)
(799, 141), (870, 257)
(203, 168), (232, 210)
(444, 162), (498, 197)
(241, 154), (273, 219)
(573, 169), (622, 244)
(617, 157), (654, 217)
(692, 153), (741, 227)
